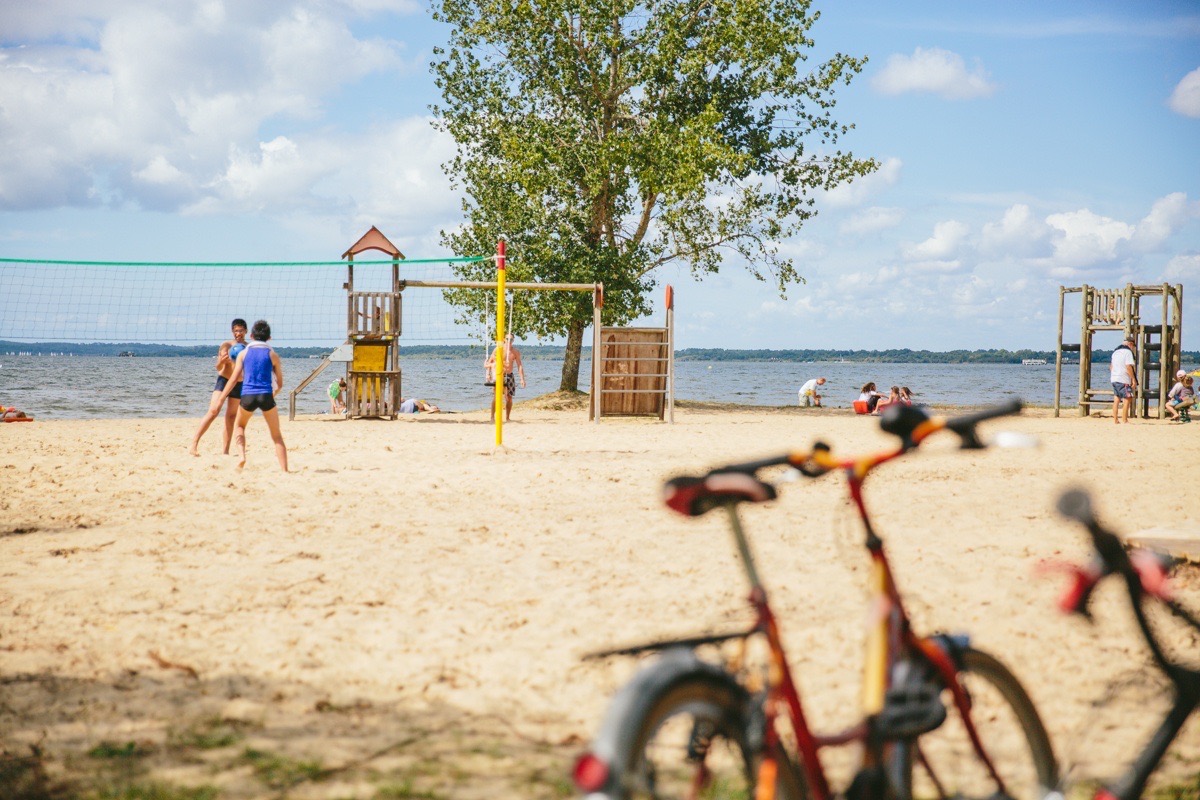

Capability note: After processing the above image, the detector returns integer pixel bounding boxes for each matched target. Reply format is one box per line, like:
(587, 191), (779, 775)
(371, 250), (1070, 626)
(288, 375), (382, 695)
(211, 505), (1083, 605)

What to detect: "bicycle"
(573, 399), (1060, 800)
(1050, 489), (1200, 800)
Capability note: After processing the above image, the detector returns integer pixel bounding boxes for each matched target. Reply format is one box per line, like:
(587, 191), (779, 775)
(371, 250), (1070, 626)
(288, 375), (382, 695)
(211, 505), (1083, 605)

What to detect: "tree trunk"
(559, 317), (586, 392)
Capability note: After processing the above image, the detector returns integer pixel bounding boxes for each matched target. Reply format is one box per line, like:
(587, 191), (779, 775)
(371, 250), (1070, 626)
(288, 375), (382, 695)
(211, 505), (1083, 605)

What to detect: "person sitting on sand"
(399, 397), (440, 414)
(1165, 372), (1194, 422)
(212, 319), (288, 472)
(899, 386), (914, 405)
(875, 386), (901, 413)
(858, 382), (887, 414)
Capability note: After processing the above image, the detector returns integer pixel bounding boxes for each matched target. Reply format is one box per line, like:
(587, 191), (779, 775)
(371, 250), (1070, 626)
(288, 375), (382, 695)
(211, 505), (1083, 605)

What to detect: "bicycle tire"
(611, 670), (808, 800)
(890, 647), (1059, 800)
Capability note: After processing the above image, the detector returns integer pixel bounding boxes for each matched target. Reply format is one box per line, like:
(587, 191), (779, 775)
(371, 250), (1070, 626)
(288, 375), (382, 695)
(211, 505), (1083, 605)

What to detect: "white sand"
(1, 403), (1196, 798)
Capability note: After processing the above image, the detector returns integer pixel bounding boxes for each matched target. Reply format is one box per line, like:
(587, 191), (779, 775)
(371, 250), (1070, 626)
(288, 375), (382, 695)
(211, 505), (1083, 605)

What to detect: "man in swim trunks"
(1110, 334), (1137, 425)
(189, 318), (247, 455)
(213, 319), (288, 471)
(485, 333), (526, 422)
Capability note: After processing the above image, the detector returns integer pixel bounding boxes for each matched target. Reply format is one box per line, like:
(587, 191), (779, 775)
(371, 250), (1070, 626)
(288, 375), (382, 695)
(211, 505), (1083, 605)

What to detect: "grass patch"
(87, 742), (154, 761)
(1149, 772), (1200, 800)
(372, 782), (446, 800)
(239, 747), (325, 789)
(167, 718), (248, 752)
(92, 784), (218, 800)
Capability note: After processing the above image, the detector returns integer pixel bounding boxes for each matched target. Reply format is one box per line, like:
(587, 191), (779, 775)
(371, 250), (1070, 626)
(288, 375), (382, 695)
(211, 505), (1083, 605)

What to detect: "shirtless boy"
(189, 318), (247, 455)
(212, 319), (288, 471)
(485, 333), (526, 422)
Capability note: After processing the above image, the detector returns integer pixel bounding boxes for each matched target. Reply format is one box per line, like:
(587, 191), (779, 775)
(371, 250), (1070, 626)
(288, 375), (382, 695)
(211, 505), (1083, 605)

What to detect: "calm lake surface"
(1, 354), (1105, 420)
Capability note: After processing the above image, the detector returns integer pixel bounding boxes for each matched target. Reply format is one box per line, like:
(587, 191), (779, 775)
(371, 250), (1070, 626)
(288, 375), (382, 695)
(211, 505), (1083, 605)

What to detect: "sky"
(0, 0), (1197, 352)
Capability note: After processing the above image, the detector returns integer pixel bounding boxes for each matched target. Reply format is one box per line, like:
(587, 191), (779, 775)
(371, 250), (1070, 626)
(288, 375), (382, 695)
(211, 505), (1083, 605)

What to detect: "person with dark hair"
(213, 319), (288, 471)
(857, 382), (886, 414)
(189, 318), (247, 455)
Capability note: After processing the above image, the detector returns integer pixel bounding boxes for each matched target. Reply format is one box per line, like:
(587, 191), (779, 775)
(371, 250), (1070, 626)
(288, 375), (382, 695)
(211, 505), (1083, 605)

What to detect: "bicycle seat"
(663, 473), (777, 517)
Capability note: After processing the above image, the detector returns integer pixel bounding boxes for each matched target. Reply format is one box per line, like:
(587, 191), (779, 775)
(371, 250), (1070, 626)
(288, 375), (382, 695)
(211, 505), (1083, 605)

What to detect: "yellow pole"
(495, 239), (507, 446)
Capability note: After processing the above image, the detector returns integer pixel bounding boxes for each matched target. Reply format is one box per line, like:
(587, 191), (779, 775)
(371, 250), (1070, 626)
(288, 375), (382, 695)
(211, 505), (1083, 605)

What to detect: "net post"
(494, 238), (506, 446)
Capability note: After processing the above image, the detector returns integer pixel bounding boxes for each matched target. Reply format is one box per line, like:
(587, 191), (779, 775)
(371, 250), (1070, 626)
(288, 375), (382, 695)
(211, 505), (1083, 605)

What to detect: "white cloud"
(1133, 192), (1197, 250)
(822, 157), (902, 208)
(1043, 209), (1133, 269)
(0, 2), (411, 212)
(1168, 66), (1200, 118)
(839, 207), (904, 235)
(1164, 253), (1200, 282)
(980, 204), (1055, 257)
(871, 47), (997, 100)
(902, 219), (970, 261)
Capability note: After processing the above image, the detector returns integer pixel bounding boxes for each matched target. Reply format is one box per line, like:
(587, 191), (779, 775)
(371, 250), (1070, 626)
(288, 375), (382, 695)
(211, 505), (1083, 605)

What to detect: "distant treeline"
(3, 341), (1197, 364)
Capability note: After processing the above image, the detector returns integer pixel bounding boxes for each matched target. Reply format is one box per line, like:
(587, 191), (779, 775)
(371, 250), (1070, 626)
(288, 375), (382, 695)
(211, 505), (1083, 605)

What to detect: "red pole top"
(497, 238), (506, 271)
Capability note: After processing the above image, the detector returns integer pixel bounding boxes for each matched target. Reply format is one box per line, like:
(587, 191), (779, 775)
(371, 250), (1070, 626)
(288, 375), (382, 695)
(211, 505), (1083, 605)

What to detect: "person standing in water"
(213, 319), (288, 471)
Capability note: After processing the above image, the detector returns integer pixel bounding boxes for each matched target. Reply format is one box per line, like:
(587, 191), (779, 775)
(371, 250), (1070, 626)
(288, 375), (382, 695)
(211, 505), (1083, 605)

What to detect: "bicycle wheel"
(614, 673), (807, 800)
(892, 647), (1059, 800)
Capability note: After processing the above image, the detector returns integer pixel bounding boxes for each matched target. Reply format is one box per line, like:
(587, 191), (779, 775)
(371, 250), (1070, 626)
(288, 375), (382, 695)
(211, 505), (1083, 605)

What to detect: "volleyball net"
(0, 257), (494, 347)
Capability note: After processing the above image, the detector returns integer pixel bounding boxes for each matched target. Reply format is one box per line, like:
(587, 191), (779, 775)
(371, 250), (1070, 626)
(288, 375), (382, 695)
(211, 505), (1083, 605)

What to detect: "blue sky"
(0, 0), (1197, 351)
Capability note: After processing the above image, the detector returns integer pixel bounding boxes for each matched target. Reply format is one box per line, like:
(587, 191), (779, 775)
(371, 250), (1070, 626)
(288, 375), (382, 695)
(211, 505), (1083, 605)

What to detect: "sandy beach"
(1, 400), (1197, 799)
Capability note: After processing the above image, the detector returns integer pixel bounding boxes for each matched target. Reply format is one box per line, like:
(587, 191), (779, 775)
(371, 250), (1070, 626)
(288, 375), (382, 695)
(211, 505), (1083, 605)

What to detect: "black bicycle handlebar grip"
(1056, 488), (1095, 527)
(944, 398), (1023, 435)
(879, 404), (931, 447)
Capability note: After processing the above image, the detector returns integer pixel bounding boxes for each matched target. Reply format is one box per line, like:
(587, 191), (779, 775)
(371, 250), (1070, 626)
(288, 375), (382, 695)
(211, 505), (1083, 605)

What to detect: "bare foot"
(189, 448), (199, 457)
(236, 456), (246, 470)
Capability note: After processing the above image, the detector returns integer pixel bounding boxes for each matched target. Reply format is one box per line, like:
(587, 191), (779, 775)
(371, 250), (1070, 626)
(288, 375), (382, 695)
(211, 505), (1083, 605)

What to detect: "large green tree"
(431, 0), (876, 391)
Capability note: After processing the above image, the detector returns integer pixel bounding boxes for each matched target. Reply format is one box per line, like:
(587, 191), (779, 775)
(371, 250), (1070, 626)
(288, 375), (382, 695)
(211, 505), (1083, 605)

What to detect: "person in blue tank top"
(213, 319), (288, 471)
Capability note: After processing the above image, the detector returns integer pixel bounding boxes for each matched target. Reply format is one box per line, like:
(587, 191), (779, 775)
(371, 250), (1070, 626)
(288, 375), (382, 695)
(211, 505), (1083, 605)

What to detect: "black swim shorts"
(504, 373), (516, 395)
(240, 392), (276, 412)
(214, 376), (243, 398)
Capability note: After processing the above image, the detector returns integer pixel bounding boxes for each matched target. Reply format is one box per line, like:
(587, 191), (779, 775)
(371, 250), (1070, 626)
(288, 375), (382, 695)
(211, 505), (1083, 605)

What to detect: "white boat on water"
(1021, 358), (1048, 365)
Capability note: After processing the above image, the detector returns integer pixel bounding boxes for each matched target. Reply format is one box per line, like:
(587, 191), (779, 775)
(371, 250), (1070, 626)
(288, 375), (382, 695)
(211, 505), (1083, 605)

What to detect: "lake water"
(0, 354), (1109, 420)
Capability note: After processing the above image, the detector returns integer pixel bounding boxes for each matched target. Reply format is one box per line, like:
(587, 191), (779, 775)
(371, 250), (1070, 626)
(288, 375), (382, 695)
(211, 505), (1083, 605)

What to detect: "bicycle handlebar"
(663, 401), (1024, 517)
(1054, 487), (1200, 671)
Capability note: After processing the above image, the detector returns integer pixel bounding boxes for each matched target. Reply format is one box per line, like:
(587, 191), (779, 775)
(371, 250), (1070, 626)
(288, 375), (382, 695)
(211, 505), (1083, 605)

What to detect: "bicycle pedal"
(876, 674), (947, 739)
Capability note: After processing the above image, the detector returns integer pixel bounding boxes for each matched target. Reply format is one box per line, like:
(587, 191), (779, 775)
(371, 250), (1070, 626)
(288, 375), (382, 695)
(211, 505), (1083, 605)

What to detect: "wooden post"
(592, 285), (603, 422)
(1054, 286), (1065, 418)
(1079, 285), (1090, 417)
(665, 285), (675, 424)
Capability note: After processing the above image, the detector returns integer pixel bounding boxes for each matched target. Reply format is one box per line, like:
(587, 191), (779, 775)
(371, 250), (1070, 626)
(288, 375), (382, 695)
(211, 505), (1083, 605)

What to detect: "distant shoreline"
(5, 341), (1194, 365)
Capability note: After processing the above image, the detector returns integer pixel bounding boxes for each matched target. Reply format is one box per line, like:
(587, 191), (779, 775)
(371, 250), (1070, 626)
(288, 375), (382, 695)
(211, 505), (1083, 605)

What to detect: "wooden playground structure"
(1054, 283), (1184, 418)
(592, 285), (675, 422)
(290, 229), (677, 430)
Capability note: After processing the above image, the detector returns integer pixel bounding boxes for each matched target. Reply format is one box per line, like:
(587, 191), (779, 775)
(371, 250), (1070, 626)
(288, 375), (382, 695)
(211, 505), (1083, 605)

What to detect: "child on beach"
(1166, 372), (1194, 422)
(899, 386), (913, 405)
(329, 377), (347, 414)
(212, 320), (288, 471)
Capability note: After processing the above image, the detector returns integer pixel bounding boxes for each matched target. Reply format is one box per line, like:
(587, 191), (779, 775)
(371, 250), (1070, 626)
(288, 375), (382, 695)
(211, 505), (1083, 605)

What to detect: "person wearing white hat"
(1109, 335), (1137, 424)
(1165, 369), (1194, 422)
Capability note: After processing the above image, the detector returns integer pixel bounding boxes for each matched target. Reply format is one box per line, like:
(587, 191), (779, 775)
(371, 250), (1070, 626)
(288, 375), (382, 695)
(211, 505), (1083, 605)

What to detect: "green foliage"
(87, 742), (154, 761)
(238, 748), (325, 789)
(93, 785), (218, 800)
(430, 0), (877, 388)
